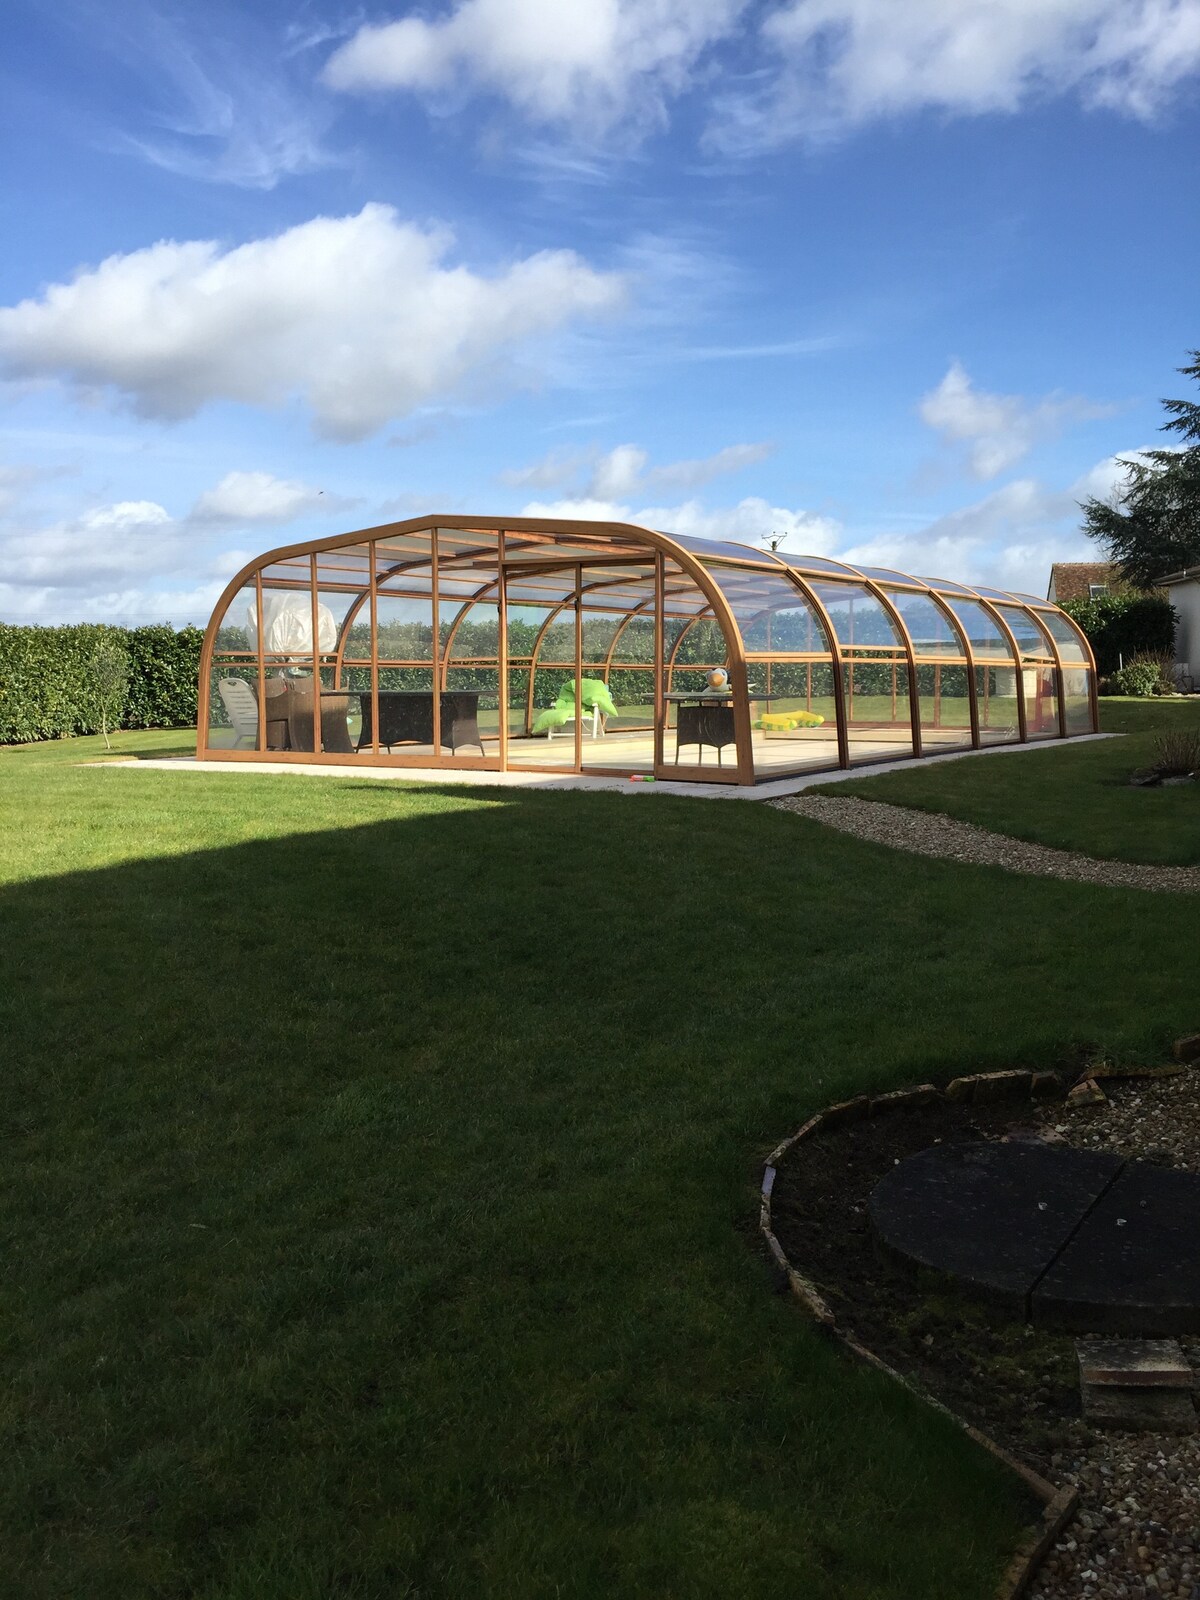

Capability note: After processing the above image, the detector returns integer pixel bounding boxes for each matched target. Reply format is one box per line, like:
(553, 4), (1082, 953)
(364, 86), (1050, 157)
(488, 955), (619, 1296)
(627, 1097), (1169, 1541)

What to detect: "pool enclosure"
(197, 515), (1098, 785)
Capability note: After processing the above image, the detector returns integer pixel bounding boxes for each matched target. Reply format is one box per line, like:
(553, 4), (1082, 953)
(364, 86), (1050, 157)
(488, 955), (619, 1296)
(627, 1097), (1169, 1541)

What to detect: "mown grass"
(823, 697), (1200, 865)
(3, 729), (1199, 1599)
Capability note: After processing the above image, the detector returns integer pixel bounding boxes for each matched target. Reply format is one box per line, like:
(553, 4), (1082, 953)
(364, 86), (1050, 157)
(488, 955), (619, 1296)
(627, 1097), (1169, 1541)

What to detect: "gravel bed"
(1029, 1071), (1200, 1600)
(771, 795), (1200, 895)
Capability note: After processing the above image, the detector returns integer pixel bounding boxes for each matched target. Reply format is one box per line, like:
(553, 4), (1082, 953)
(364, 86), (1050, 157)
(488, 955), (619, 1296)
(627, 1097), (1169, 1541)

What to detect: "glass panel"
(375, 594), (435, 664)
(207, 660), (260, 751)
(919, 576), (975, 596)
(214, 585), (257, 654)
(809, 582), (906, 651)
(995, 605), (1057, 660)
(444, 601), (499, 760)
(702, 564), (831, 653)
(855, 566), (921, 585)
(314, 543), (372, 592)
(844, 660), (915, 762)
(665, 613), (729, 693)
(1036, 610), (1091, 664)
(304, 589), (362, 756)
(1025, 664), (1061, 738)
(1063, 668), (1093, 734)
(662, 589), (737, 771)
(974, 666), (1020, 744)
(973, 585), (1021, 602)
(916, 663), (972, 752)
(258, 585), (319, 668)
(669, 532), (770, 565)
(365, 669), (437, 758)
(879, 590), (965, 657)
(611, 610), (655, 663)
(750, 661), (840, 778)
(507, 601), (577, 770)
(525, 667), (580, 767)
(778, 553), (863, 577)
(942, 598), (1019, 661)
(579, 594), (652, 774)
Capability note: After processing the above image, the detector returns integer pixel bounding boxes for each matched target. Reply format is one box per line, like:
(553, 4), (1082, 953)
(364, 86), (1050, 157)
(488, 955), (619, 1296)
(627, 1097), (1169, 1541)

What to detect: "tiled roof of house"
(1046, 562), (1118, 602)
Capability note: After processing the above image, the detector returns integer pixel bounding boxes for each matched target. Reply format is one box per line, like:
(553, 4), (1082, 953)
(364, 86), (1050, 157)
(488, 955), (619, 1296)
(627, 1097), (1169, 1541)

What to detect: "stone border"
(759, 1071), (1080, 1600)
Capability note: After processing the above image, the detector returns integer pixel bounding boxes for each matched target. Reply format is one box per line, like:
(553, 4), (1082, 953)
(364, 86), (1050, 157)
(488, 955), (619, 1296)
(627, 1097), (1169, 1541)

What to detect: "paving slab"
(869, 1141), (1122, 1312)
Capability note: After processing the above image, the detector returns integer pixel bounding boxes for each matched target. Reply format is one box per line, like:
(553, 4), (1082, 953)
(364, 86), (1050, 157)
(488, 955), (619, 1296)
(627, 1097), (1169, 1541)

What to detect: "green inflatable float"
(532, 677), (619, 736)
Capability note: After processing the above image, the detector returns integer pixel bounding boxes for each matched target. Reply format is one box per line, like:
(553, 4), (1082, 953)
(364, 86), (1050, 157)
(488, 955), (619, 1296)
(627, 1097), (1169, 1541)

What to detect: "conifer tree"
(1082, 351), (1200, 587)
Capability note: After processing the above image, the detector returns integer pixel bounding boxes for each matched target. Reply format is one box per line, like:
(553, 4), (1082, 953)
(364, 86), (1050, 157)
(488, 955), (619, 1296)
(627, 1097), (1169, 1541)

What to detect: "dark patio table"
(326, 688), (485, 756)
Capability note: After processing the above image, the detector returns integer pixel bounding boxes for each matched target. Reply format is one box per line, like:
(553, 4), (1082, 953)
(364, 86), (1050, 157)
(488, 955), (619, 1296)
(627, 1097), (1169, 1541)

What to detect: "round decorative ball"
(706, 667), (730, 692)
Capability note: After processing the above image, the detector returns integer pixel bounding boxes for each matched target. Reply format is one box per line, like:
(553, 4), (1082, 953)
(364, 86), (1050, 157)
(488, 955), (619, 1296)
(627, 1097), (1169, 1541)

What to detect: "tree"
(1081, 350), (1200, 588)
(89, 632), (130, 750)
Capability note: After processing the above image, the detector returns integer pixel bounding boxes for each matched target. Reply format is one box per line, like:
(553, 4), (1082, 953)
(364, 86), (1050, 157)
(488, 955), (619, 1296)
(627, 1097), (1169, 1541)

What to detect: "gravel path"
(1027, 1072), (1200, 1600)
(772, 795), (1200, 895)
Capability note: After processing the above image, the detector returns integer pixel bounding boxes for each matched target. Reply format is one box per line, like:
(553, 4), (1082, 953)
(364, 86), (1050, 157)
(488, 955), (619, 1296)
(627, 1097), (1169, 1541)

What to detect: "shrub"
(1153, 730), (1200, 777)
(1059, 592), (1177, 675)
(124, 625), (205, 728)
(1139, 649), (1181, 694)
(0, 622), (204, 744)
(1112, 659), (1165, 697)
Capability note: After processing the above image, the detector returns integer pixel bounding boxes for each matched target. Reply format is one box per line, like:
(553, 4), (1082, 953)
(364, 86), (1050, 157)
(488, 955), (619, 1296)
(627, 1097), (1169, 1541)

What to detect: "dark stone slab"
(1034, 1161), (1200, 1335)
(869, 1141), (1122, 1311)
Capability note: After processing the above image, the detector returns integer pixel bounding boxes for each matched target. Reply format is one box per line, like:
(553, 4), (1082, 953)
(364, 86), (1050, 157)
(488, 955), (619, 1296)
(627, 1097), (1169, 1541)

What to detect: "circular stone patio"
(869, 1139), (1200, 1335)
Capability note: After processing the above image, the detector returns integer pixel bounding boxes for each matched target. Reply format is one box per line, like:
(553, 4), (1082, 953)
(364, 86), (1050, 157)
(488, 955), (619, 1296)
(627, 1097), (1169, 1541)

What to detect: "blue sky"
(1, 0), (1198, 622)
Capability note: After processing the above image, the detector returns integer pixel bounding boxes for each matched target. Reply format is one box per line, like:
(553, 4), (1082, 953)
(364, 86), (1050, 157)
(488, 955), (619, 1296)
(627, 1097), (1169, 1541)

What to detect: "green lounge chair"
(532, 678), (618, 739)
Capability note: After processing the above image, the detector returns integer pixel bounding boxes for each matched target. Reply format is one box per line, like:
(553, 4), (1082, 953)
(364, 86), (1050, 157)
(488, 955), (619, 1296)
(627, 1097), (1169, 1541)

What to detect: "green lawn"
(4, 730), (1200, 1599)
(822, 696), (1200, 865)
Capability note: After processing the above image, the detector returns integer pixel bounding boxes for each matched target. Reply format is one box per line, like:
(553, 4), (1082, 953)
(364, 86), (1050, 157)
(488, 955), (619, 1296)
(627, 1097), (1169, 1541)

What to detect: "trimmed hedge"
(0, 623), (203, 745)
(1059, 592), (1177, 675)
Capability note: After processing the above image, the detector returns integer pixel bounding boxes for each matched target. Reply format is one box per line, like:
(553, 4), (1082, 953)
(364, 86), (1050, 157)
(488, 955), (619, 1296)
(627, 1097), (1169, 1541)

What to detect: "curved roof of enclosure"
(210, 513), (1072, 616)
(204, 514), (1096, 691)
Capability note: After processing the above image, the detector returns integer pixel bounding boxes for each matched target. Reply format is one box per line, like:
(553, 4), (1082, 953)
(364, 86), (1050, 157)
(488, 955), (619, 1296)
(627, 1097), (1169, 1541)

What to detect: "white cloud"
(717, 0), (1200, 150)
(1070, 446), (1160, 504)
(190, 470), (341, 524)
(79, 2), (341, 190)
(500, 447), (591, 490)
(0, 486), (272, 624)
(322, 0), (1200, 150)
(324, 0), (747, 134)
(0, 204), (626, 442)
(591, 444), (650, 498)
(0, 576), (235, 628)
(647, 441), (776, 489)
(503, 439), (776, 497)
(0, 500), (178, 590)
(0, 465), (40, 518)
(919, 362), (1113, 479)
(839, 475), (1101, 594)
(520, 492), (842, 553)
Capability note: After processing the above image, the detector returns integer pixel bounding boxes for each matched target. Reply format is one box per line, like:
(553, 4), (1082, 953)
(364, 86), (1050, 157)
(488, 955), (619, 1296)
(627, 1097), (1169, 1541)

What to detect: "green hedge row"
(1058, 592), (1177, 675)
(0, 623), (203, 744)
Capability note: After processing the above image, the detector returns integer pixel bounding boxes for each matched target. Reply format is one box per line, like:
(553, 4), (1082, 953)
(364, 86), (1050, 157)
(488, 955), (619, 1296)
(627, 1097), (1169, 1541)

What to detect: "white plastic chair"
(218, 678), (259, 748)
(546, 704), (605, 740)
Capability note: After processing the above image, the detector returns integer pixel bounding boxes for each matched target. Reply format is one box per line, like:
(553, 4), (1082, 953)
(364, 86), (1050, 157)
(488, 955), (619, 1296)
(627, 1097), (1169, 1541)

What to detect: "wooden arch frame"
(197, 513), (1099, 785)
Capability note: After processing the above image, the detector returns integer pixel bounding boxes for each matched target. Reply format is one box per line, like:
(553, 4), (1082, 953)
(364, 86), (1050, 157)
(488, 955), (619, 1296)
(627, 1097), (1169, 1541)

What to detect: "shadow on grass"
(4, 787), (1198, 1599)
